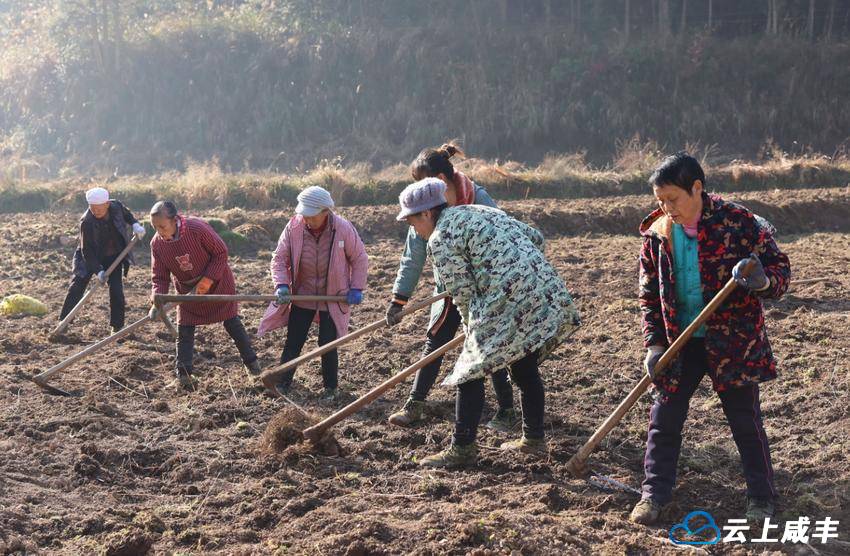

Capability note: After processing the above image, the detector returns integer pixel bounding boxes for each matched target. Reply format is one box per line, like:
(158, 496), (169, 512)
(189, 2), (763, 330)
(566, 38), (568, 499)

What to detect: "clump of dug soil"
(259, 406), (341, 457)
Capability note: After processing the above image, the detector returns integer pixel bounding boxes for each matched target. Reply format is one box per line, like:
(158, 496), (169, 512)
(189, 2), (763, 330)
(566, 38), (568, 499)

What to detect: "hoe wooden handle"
(565, 257), (758, 477)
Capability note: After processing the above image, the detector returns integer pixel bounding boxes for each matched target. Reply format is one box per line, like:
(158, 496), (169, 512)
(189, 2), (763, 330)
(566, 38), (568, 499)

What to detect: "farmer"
(395, 178), (580, 468)
(630, 152), (791, 525)
(386, 143), (519, 431)
(59, 187), (146, 334)
(148, 201), (259, 389)
(257, 186), (368, 400)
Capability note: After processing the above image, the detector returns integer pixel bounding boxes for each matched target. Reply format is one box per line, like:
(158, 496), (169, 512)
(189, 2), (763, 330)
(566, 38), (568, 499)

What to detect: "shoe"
(175, 367), (196, 391)
(419, 443), (477, 468)
(244, 359), (261, 376)
(273, 370), (295, 397)
(111, 325), (122, 335)
(274, 380), (292, 397)
(486, 408), (520, 432)
(630, 498), (664, 525)
(499, 436), (547, 455)
(388, 398), (425, 427)
(745, 497), (775, 524)
(321, 388), (339, 401)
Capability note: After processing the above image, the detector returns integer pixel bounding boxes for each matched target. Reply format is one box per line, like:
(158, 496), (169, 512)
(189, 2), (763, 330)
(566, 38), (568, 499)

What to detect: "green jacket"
(392, 183), (497, 331)
(427, 205), (580, 385)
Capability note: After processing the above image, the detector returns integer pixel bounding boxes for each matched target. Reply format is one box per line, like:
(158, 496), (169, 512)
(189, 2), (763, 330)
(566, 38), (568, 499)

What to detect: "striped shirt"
(150, 216), (238, 325)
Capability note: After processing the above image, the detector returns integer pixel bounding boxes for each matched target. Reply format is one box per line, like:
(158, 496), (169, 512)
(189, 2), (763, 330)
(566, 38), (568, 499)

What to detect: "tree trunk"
(624, 0), (630, 43)
(101, 0), (110, 72)
(113, 0), (122, 73)
(825, 0), (835, 40)
(708, 0), (714, 30)
(808, 0), (816, 39)
(679, 0), (688, 35)
(576, 0), (581, 32)
(766, 0), (780, 36)
(766, 0), (771, 34)
(572, 0), (582, 36)
(89, 0), (104, 73)
(658, 0), (671, 40)
(772, 0), (781, 35)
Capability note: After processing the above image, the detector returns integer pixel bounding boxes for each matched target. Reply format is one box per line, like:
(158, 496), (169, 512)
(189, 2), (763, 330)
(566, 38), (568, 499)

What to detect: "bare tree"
(708, 0), (714, 30)
(808, 0), (816, 40)
(766, 0), (781, 36)
(658, 0), (671, 40)
(825, 0), (836, 40)
(571, 0), (582, 36)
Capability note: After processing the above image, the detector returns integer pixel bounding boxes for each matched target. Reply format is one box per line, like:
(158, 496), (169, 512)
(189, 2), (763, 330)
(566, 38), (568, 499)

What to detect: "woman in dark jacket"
(630, 153), (790, 526)
(59, 187), (145, 333)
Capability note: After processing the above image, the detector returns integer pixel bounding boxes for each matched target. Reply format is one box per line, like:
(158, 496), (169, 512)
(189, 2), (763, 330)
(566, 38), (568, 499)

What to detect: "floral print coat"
(639, 193), (791, 393)
(427, 205), (580, 386)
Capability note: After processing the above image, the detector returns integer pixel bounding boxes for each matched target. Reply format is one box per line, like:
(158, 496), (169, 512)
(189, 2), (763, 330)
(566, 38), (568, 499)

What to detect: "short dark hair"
(649, 152), (705, 194)
(150, 200), (178, 219)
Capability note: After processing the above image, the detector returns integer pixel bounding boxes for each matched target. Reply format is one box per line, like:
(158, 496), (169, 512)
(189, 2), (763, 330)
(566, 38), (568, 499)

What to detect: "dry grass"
(3, 144), (850, 214)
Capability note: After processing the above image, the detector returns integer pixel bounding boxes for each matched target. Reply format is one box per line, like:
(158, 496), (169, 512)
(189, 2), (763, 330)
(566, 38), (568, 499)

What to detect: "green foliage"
(2, 2), (850, 177)
(218, 230), (249, 252)
(0, 183), (53, 212)
(205, 218), (230, 233)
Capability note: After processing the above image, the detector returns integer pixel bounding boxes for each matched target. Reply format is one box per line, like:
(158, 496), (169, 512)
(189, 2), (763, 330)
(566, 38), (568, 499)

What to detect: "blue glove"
(275, 285), (290, 305)
(732, 256), (769, 291)
(346, 289), (363, 305)
(97, 270), (107, 284)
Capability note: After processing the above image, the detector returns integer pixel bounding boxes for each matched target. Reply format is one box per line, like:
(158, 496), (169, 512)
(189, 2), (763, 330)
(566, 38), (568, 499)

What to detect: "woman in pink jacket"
(257, 186), (368, 399)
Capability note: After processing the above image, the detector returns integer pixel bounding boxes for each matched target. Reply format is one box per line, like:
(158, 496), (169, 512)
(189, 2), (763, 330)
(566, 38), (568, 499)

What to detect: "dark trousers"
(411, 303), (513, 410)
(454, 350), (545, 446)
(279, 305), (338, 389)
(60, 254), (125, 330)
(642, 338), (777, 504)
(176, 316), (256, 373)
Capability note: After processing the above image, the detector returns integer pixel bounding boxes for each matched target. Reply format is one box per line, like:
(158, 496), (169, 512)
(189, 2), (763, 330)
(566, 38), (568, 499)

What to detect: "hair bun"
(439, 143), (464, 160)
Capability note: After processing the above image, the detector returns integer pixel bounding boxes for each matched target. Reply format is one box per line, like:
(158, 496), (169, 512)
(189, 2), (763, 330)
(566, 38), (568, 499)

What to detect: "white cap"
(85, 187), (110, 205)
(295, 186), (334, 217)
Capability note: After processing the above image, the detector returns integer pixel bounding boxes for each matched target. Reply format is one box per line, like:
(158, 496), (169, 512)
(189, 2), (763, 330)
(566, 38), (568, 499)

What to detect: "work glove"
(132, 222), (146, 240)
(732, 255), (769, 292)
(195, 276), (214, 295)
(97, 270), (107, 284)
(346, 289), (363, 305)
(385, 301), (405, 326)
(275, 285), (291, 305)
(644, 346), (665, 380)
(148, 305), (159, 320)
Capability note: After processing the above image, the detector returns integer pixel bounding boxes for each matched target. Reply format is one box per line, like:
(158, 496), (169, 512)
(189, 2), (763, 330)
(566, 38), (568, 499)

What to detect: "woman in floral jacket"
(395, 178), (580, 468)
(630, 152), (790, 526)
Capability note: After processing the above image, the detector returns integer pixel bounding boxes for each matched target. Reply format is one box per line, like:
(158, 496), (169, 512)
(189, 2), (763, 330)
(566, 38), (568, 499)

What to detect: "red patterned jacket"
(151, 217), (238, 326)
(638, 193), (791, 393)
